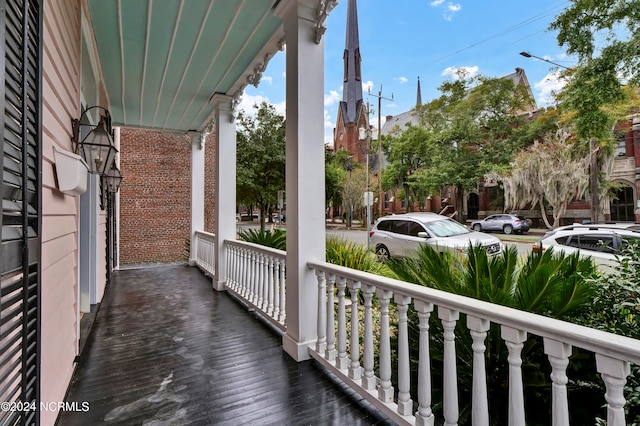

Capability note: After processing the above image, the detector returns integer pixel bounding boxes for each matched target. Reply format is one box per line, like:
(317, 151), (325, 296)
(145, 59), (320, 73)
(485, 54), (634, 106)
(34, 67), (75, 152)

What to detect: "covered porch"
(82, 0), (640, 424)
(58, 264), (391, 425)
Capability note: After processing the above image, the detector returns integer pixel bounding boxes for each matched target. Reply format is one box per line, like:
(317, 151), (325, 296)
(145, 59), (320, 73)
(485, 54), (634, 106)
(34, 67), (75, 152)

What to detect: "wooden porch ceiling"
(87, 0), (287, 133)
(58, 264), (392, 425)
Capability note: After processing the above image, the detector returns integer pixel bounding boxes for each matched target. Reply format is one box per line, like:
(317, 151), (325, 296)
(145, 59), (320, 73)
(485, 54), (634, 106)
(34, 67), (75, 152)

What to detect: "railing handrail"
(195, 230), (216, 239)
(307, 259), (640, 365)
(227, 239), (286, 258)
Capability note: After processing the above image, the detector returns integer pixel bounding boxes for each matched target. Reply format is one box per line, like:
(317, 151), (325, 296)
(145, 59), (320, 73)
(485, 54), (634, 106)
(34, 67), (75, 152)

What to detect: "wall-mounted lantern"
(72, 106), (118, 175)
(103, 165), (122, 193)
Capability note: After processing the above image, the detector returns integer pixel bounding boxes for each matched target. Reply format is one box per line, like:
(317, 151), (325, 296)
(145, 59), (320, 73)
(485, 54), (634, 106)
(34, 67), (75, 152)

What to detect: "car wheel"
(472, 224), (482, 232)
(375, 245), (390, 262)
(503, 225), (513, 235)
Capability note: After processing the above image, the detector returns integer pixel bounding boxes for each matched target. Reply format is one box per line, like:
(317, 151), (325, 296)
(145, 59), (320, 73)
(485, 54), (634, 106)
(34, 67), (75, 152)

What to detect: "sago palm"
(385, 243), (598, 425)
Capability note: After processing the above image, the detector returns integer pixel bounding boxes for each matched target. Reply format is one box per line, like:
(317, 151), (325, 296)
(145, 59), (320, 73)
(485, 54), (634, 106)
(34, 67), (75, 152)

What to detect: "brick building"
(119, 128), (216, 265)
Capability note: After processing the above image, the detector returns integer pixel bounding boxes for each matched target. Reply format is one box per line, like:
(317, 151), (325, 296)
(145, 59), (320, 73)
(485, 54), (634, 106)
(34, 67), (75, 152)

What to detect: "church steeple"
(342, 0), (363, 123)
(416, 76), (422, 107)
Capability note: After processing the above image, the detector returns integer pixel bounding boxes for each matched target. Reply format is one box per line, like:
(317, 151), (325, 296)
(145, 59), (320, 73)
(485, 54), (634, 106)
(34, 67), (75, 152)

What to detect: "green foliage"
(325, 148), (347, 209)
(576, 240), (640, 424)
(236, 228), (286, 251)
(236, 102), (286, 231)
(383, 73), (535, 219)
(326, 237), (393, 277)
(550, 0), (638, 179)
(386, 244), (598, 424)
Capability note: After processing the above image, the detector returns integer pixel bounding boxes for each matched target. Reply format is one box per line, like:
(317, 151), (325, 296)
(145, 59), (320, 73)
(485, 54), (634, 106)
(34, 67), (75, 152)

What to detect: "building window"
(615, 134), (627, 157)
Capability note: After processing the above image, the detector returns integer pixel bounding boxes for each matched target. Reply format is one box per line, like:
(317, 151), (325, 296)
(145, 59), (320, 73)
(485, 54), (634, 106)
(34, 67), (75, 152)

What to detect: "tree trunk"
(590, 138), (599, 224)
(539, 198), (553, 229)
(456, 184), (465, 223)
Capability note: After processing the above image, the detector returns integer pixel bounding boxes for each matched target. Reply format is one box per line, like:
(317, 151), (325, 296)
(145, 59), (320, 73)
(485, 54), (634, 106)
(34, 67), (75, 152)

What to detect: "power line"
(431, 2), (569, 64)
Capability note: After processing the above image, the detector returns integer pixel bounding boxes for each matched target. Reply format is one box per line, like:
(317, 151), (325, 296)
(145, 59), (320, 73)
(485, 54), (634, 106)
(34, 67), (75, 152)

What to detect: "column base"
(283, 332), (314, 362)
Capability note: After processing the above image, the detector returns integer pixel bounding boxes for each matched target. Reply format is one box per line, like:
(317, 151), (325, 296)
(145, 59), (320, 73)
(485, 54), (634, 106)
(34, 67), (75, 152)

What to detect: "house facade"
(2, 1), (336, 424)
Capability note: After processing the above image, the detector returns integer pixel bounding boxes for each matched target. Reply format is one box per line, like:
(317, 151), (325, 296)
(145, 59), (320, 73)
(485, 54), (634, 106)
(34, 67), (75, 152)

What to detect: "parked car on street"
(370, 212), (503, 261)
(470, 213), (530, 235)
(532, 223), (640, 271)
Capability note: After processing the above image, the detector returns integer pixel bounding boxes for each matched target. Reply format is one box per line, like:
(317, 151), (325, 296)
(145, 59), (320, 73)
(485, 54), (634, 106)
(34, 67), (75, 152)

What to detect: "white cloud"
(430, 0), (445, 6)
(237, 93), (269, 115)
(362, 80), (374, 92)
(441, 65), (479, 79)
(237, 92), (286, 118)
(325, 90), (341, 106)
(394, 76), (409, 84)
(534, 71), (567, 106)
(262, 75), (273, 85)
(282, 71), (286, 79)
(443, 3), (461, 20)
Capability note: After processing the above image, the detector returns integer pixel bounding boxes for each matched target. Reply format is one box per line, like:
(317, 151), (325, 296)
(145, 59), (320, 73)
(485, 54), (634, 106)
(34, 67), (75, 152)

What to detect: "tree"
(325, 148), (349, 219)
(385, 73), (533, 221)
(236, 102), (286, 231)
(550, 0), (640, 222)
(381, 125), (435, 212)
(502, 126), (590, 228)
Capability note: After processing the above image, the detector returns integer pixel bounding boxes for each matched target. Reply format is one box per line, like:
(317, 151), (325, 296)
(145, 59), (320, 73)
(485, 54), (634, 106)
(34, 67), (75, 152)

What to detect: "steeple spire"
(342, 0), (363, 123)
(416, 76), (422, 107)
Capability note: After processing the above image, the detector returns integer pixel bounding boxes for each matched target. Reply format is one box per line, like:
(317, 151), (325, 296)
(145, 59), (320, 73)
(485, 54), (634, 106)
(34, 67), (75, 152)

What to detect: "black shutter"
(1, 0), (42, 425)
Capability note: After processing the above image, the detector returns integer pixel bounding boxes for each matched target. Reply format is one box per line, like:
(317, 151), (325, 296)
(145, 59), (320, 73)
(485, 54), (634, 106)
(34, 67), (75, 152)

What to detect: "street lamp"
(519, 52), (571, 70)
(359, 125), (378, 249)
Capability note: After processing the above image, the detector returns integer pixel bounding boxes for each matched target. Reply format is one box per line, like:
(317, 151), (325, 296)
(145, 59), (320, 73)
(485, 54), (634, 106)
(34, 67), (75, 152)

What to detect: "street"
(237, 222), (538, 257)
(326, 228), (538, 257)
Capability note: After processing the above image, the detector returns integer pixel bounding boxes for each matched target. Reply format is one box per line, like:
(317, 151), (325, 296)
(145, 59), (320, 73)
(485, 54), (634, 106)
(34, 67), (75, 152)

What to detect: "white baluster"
(336, 277), (349, 370)
(467, 316), (490, 426)
(414, 300), (434, 426)
(257, 253), (265, 309)
(243, 248), (250, 299)
(316, 269), (327, 353)
(501, 326), (527, 426)
(278, 260), (286, 323)
(325, 273), (337, 362)
(377, 288), (394, 402)
(396, 294), (413, 416)
(348, 280), (362, 381)
(240, 248), (247, 297)
(251, 251), (259, 305)
(596, 354), (630, 426)
(228, 246), (238, 291)
(543, 338), (571, 426)
(273, 258), (281, 320)
(362, 284), (376, 390)
(267, 256), (275, 316)
(439, 307), (459, 426)
(225, 245), (232, 290)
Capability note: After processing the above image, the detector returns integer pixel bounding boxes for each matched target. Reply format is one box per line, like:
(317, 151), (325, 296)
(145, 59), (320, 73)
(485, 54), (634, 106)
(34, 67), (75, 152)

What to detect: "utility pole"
(368, 86), (393, 218)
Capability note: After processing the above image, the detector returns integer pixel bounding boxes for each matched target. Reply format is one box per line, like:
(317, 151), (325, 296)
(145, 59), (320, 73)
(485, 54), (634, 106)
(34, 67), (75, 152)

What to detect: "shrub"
(576, 240), (640, 425)
(237, 227), (286, 250)
(385, 244), (598, 425)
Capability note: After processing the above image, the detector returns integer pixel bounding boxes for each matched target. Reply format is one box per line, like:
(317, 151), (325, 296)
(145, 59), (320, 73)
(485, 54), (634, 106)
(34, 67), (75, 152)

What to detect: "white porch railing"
(307, 260), (640, 426)
(193, 231), (216, 276)
(225, 240), (286, 331)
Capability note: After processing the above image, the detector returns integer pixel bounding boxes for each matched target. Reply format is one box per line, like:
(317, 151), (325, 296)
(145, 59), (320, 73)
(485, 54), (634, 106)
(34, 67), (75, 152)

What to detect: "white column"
(280, 0), (326, 361)
(190, 131), (205, 266)
(212, 94), (236, 291)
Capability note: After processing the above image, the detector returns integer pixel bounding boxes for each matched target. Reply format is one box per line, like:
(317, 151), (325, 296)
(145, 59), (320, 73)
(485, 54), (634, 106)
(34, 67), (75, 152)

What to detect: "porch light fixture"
(72, 106), (118, 175)
(103, 165), (122, 193)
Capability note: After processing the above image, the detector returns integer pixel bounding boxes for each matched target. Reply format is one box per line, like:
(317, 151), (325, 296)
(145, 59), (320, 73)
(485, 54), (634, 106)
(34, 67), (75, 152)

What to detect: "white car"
(532, 223), (640, 271)
(370, 212), (503, 260)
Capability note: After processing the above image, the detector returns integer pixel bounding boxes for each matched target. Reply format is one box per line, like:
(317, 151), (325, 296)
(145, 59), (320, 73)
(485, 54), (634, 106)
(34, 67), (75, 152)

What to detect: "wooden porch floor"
(57, 264), (393, 425)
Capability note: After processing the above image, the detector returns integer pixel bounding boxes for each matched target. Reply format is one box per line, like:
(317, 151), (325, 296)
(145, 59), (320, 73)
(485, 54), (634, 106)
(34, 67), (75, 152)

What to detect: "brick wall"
(119, 129), (218, 264)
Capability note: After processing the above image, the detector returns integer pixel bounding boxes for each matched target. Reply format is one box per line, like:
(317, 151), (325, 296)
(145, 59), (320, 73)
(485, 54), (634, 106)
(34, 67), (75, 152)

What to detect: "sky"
(240, 0), (576, 145)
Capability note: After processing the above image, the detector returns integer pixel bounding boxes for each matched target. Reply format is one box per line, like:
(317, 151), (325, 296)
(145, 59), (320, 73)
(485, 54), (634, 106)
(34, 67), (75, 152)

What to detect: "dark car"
(470, 214), (530, 235)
